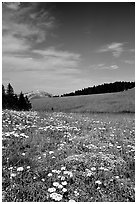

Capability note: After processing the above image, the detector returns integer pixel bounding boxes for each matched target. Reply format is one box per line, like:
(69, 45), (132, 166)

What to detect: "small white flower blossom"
(49, 151), (54, 154)
(58, 184), (63, 189)
(41, 178), (45, 182)
(26, 166), (30, 169)
(61, 181), (67, 186)
(69, 199), (76, 202)
(50, 192), (63, 201)
(61, 166), (66, 171)
(95, 180), (102, 185)
(17, 167), (24, 172)
(62, 188), (67, 192)
(48, 187), (56, 193)
(61, 176), (65, 180)
(91, 167), (96, 171)
(53, 182), (60, 187)
(47, 173), (53, 177)
(10, 173), (16, 178)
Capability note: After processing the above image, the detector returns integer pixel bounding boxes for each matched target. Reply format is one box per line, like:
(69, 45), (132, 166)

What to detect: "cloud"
(124, 60), (135, 65)
(3, 3), (81, 76)
(97, 42), (124, 57)
(91, 63), (119, 70)
(2, 2), (55, 54)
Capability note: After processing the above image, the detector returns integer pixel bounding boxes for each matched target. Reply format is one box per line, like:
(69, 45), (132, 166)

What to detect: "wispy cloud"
(91, 63), (119, 70)
(124, 60), (135, 65)
(97, 42), (124, 57)
(3, 3), (81, 76)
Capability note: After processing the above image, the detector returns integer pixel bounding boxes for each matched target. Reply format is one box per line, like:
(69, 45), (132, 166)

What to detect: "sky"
(2, 2), (135, 95)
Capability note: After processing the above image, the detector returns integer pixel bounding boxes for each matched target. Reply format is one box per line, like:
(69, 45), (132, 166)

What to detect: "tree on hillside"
(2, 84), (7, 109)
(25, 96), (32, 110)
(18, 92), (27, 111)
(7, 83), (14, 96)
(6, 83), (15, 109)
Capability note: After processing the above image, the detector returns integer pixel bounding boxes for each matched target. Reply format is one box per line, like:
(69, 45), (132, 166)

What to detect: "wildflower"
(95, 180), (102, 185)
(58, 184), (63, 189)
(48, 187), (56, 193)
(49, 151), (54, 154)
(10, 173), (16, 178)
(90, 167), (96, 171)
(47, 173), (53, 177)
(42, 178), (45, 182)
(26, 166), (30, 169)
(17, 167), (24, 172)
(61, 181), (67, 186)
(61, 166), (66, 171)
(69, 199), (76, 202)
(53, 182), (60, 187)
(50, 192), (63, 201)
(22, 153), (25, 156)
(62, 188), (67, 192)
(115, 176), (119, 179)
(61, 176), (65, 180)
(8, 167), (13, 170)
(74, 190), (79, 196)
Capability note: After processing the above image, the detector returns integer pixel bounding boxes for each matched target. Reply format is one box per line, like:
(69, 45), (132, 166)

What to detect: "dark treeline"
(61, 81), (135, 97)
(2, 83), (32, 111)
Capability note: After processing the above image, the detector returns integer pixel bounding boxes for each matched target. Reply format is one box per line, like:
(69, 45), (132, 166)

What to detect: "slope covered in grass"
(31, 88), (135, 113)
(2, 110), (135, 202)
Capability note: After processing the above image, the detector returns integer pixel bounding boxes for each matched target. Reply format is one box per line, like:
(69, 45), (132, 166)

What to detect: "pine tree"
(7, 83), (14, 96)
(18, 92), (27, 111)
(2, 84), (7, 109)
(6, 83), (15, 109)
(25, 96), (32, 110)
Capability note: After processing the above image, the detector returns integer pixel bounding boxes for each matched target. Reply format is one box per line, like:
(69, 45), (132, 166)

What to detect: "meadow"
(2, 109), (135, 202)
(31, 88), (135, 113)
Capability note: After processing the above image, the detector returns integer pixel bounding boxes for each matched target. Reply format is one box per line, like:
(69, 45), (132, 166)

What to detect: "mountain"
(24, 90), (52, 100)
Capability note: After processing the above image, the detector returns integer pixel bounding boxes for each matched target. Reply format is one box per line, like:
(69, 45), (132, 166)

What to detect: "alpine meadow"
(2, 2), (135, 202)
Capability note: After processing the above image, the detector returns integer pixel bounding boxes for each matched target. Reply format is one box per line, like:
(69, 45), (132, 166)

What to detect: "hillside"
(31, 88), (135, 113)
(24, 90), (52, 100)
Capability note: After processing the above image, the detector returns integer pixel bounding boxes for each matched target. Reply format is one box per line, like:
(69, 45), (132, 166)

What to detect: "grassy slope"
(31, 88), (135, 113)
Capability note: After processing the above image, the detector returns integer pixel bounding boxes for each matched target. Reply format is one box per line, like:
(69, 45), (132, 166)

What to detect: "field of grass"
(31, 88), (135, 113)
(2, 109), (135, 202)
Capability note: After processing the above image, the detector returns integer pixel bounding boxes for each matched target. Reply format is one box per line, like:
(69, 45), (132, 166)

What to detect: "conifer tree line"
(2, 83), (32, 111)
(61, 81), (135, 97)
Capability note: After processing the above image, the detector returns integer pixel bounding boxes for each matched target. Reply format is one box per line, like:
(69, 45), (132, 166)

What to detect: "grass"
(31, 88), (135, 113)
(2, 109), (135, 202)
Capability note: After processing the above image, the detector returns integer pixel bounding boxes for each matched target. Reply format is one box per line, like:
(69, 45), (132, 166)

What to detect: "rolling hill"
(24, 90), (52, 100)
(31, 88), (135, 113)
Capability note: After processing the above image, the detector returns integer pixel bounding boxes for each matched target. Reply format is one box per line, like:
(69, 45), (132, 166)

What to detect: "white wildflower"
(49, 151), (54, 154)
(47, 173), (53, 177)
(61, 181), (67, 186)
(90, 167), (96, 171)
(8, 167), (13, 170)
(95, 180), (102, 185)
(62, 188), (67, 192)
(17, 167), (24, 172)
(50, 192), (63, 201)
(21, 153), (25, 156)
(48, 187), (56, 193)
(61, 166), (66, 171)
(10, 173), (16, 178)
(42, 178), (45, 182)
(61, 176), (65, 180)
(53, 182), (60, 187)
(69, 199), (76, 202)
(58, 184), (63, 189)
(26, 166), (30, 169)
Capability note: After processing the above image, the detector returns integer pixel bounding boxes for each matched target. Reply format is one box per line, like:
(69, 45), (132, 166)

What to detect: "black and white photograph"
(2, 1), (135, 202)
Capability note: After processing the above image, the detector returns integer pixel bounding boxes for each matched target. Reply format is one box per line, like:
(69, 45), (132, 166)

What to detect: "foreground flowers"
(2, 109), (135, 202)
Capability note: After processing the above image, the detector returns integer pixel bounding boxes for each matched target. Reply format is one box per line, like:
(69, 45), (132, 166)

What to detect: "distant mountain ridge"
(24, 90), (52, 100)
